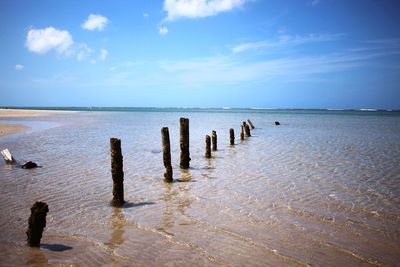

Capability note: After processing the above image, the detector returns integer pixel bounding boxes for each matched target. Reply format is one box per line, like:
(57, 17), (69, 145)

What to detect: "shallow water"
(0, 110), (399, 266)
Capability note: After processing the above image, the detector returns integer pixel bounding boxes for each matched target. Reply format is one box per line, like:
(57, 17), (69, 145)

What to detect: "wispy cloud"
(28, 37), (399, 90)
(164, 0), (249, 21)
(159, 26), (169, 35)
(309, 0), (320, 7)
(232, 33), (344, 53)
(364, 38), (400, 48)
(25, 27), (74, 55)
(96, 42), (398, 89)
(15, 64), (24, 71)
(100, 49), (108, 60)
(82, 14), (109, 31)
(77, 43), (93, 61)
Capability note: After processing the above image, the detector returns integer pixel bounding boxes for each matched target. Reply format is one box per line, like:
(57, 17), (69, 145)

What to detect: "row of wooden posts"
(26, 117), (255, 247)
(110, 117), (255, 207)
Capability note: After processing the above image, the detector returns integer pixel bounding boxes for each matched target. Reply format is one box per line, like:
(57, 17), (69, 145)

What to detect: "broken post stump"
(240, 125), (244, 140)
(275, 121), (281, 126)
(26, 201), (49, 247)
(161, 127), (173, 183)
(230, 128), (235, 145)
(180, 118), (190, 169)
(211, 130), (217, 151)
(22, 161), (38, 169)
(1, 148), (15, 164)
(110, 138), (124, 207)
(205, 135), (211, 158)
(247, 119), (255, 129)
(245, 124), (251, 137)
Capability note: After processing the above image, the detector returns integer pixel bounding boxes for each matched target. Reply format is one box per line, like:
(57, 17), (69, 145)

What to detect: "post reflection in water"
(159, 168), (195, 235)
(26, 247), (48, 266)
(106, 207), (126, 250)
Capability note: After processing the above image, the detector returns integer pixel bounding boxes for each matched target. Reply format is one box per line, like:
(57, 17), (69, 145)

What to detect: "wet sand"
(0, 109), (76, 137)
(0, 110), (399, 266)
(0, 108), (74, 118)
(0, 123), (29, 137)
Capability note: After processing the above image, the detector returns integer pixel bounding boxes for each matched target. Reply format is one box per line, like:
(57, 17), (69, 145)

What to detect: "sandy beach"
(0, 108), (74, 118)
(0, 109), (76, 137)
(0, 123), (29, 137)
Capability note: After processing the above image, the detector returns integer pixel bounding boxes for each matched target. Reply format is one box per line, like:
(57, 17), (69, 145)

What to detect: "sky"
(0, 0), (399, 109)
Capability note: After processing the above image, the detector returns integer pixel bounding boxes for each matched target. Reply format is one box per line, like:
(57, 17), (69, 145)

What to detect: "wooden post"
(245, 124), (251, 137)
(161, 127), (173, 183)
(26, 201), (48, 247)
(211, 130), (217, 151)
(243, 121), (247, 128)
(180, 118), (190, 169)
(247, 119), (255, 129)
(240, 125), (244, 140)
(205, 135), (211, 158)
(229, 128), (235, 145)
(110, 138), (124, 207)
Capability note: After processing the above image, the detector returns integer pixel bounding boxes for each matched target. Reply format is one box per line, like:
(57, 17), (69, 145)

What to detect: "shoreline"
(0, 109), (76, 137)
(0, 108), (77, 118)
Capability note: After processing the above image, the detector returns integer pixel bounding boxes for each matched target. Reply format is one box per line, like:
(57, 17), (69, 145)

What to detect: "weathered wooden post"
(161, 127), (173, 183)
(230, 128), (235, 145)
(240, 125), (244, 140)
(211, 130), (217, 151)
(26, 201), (49, 247)
(243, 121), (247, 128)
(245, 124), (251, 137)
(110, 138), (124, 207)
(205, 135), (211, 158)
(180, 118), (190, 169)
(247, 119), (255, 129)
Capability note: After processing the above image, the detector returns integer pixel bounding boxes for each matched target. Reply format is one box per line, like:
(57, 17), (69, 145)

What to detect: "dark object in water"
(26, 201), (49, 247)
(230, 128), (235, 145)
(22, 161), (38, 169)
(110, 138), (125, 207)
(179, 118), (190, 169)
(161, 127), (173, 183)
(245, 124), (251, 137)
(275, 121), (281, 126)
(212, 130), (217, 151)
(205, 135), (211, 158)
(247, 119), (255, 129)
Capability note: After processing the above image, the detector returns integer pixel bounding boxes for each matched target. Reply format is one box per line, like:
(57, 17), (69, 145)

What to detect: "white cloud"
(100, 49), (108, 60)
(25, 27), (73, 55)
(159, 26), (169, 35)
(82, 14), (109, 31)
(15, 64), (24, 71)
(143, 13), (150, 18)
(232, 33), (344, 53)
(90, 60), (96, 64)
(77, 43), (93, 61)
(164, 0), (248, 21)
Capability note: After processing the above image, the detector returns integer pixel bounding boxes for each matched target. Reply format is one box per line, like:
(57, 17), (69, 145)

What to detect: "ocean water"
(0, 109), (399, 266)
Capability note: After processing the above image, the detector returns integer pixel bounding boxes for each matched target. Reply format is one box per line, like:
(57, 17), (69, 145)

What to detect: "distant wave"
(359, 109), (378, 111)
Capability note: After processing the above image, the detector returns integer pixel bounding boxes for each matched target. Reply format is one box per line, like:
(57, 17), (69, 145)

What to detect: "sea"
(0, 108), (399, 266)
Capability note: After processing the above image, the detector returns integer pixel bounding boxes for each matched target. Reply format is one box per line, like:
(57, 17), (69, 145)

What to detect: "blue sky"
(0, 0), (399, 109)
